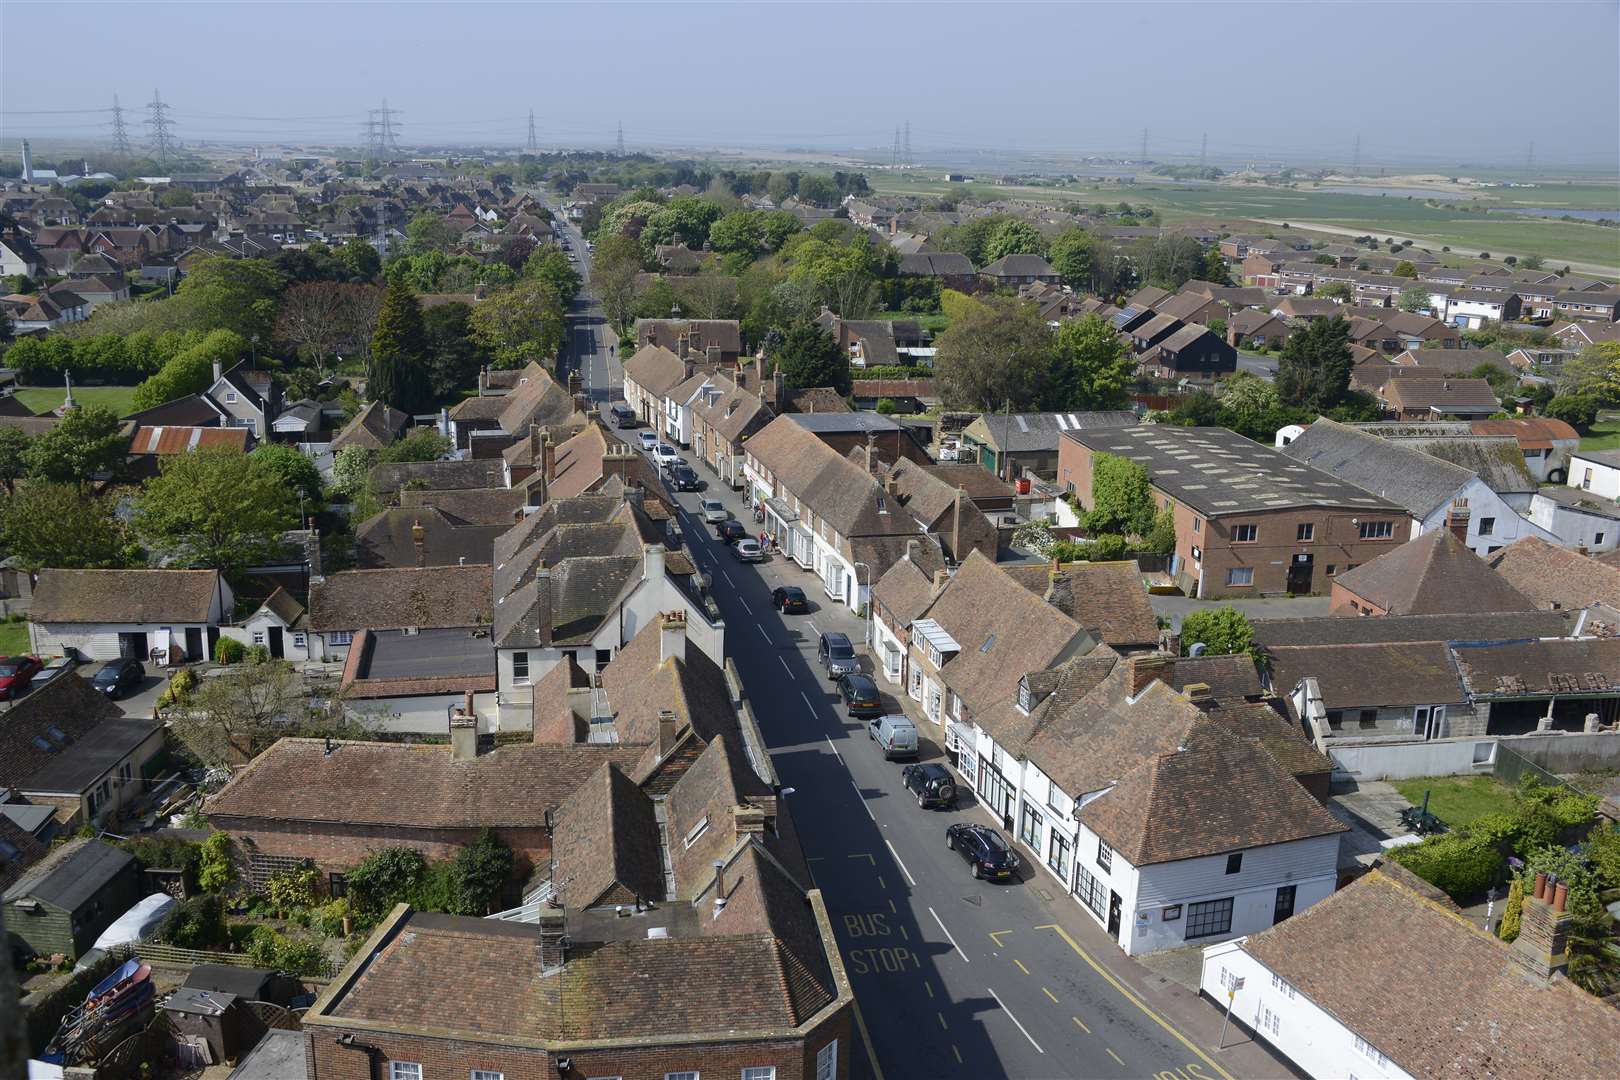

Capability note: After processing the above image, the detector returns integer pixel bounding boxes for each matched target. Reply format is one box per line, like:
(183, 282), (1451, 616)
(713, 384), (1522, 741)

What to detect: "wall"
(28, 621), (216, 663)
(1527, 495), (1620, 552)
(1568, 456), (1620, 502)
(210, 816), (553, 882)
(342, 690), (499, 736)
(1324, 738), (1498, 781)
(1411, 476), (1558, 557)
(1171, 500), (1403, 600)
(1499, 730), (1620, 774)
(1199, 942), (1413, 1080)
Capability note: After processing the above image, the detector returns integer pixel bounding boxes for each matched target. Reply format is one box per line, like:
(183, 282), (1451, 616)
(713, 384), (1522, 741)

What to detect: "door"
(207, 626), (220, 659)
(184, 627), (204, 662)
(118, 631), (148, 660)
(1107, 892), (1123, 940)
(1287, 553), (1314, 594)
(1274, 885), (1297, 925)
(267, 626), (285, 660)
(1424, 706), (1448, 740)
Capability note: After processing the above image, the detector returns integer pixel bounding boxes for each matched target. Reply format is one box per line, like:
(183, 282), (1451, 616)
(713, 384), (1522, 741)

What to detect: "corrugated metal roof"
(130, 425), (250, 454)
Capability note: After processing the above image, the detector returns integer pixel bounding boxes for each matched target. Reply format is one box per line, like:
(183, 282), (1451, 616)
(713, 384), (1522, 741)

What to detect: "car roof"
(779, 585), (805, 594)
(824, 631), (852, 645)
(843, 672), (875, 685)
(913, 762), (949, 777)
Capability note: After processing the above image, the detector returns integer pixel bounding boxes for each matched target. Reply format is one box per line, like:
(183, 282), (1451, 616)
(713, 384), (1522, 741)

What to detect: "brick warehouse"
(1057, 425), (1409, 599)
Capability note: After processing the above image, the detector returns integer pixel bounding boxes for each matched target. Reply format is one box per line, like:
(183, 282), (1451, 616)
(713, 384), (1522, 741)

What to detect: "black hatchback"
(772, 586), (808, 613)
(93, 657), (145, 699)
(716, 520), (747, 544)
(901, 763), (957, 809)
(837, 672), (883, 717)
(668, 464), (699, 491)
(946, 823), (1020, 881)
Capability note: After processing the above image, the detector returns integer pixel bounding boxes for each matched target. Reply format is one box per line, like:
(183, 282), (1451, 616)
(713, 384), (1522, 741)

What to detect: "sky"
(3, 0), (1618, 170)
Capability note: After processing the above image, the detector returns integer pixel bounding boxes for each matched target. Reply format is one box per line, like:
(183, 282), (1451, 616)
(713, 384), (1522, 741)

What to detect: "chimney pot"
(449, 702), (479, 761)
(932, 567), (951, 596)
(1534, 871), (1547, 900)
(1553, 882), (1568, 912)
(712, 858), (728, 915)
(660, 610), (688, 664)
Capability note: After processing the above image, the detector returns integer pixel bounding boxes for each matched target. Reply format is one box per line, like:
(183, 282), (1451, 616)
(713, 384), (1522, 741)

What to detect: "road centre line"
(737, 596), (752, 614)
(802, 691), (817, 714)
(824, 735), (842, 762)
(1042, 987), (1059, 1003)
(779, 656), (794, 675)
(928, 906), (969, 964)
(1013, 958), (1030, 975)
(987, 986), (1044, 1054)
(883, 837), (918, 887)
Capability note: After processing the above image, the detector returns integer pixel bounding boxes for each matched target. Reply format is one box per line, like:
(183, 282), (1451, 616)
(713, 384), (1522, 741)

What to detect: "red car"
(0, 655), (43, 700)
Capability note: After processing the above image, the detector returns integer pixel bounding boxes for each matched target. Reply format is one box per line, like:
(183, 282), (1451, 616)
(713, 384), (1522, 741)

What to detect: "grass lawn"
(0, 621), (31, 657)
(13, 385), (140, 417)
(1390, 775), (1511, 830)
(1579, 419), (1620, 452)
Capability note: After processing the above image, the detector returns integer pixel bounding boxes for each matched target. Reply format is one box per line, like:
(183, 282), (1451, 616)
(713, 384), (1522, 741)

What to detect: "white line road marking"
(737, 596), (752, 614)
(779, 656), (794, 675)
(884, 837), (918, 887)
(853, 781), (875, 820)
(988, 986), (1044, 1054)
(929, 907), (969, 963)
(721, 571), (735, 587)
(806, 621), (819, 638)
(823, 735), (842, 762)
(801, 690), (817, 714)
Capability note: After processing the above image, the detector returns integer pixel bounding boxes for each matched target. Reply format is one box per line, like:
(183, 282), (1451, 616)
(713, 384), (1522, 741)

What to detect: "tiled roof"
(1488, 535), (1620, 611)
(1268, 642), (1467, 709)
(1204, 702), (1334, 781)
(1281, 417), (1470, 519)
(1240, 870), (1620, 1078)
(369, 458), (503, 496)
(0, 673), (123, 790)
(1452, 637), (1620, 697)
(1251, 610), (1571, 647)
(634, 319), (743, 356)
(309, 565), (493, 631)
(872, 551), (943, 629)
(1382, 377), (1500, 413)
(354, 507), (504, 569)
(30, 568), (221, 624)
(496, 363), (579, 435)
(1352, 428), (1533, 495)
(1333, 528), (1537, 615)
(745, 416), (925, 546)
(980, 253), (1057, 277)
(594, 619), (738, 750)
(398, 486), (525, 526)
(550, 761), (665, 908)
(330, 401), (408, 453)
(1000, 560), (1159, 649)
(206, 738), (641, 828)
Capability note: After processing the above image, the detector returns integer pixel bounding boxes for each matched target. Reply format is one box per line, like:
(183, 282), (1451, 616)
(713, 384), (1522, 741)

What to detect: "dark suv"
(901, 763), (957, 809)
(610, 404), (638, 428)
(818, 632), (858, 680)
(92, 657), (145, 699)
(946, 823), (1020, 881)
(837, 673), (883, 718)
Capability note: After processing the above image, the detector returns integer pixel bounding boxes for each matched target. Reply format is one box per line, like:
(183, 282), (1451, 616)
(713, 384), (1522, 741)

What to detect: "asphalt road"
(542, 195), (623, 405)
(632, 444), (1241, 1080)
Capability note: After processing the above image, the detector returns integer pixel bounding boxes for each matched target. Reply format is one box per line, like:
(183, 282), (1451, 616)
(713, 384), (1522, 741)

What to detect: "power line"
(904, 119), (912, 168)
(110, 94), (131, 156)
(527, 108), (537, 151)
(370, 99), (401, 154)
(145, 88), (175, 161)
(891, 125), (900, 169)
(1351, 133), (1361, 176)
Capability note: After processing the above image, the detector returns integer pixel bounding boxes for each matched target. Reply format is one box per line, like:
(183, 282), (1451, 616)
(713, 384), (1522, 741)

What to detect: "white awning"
(912, 618), (961, 655)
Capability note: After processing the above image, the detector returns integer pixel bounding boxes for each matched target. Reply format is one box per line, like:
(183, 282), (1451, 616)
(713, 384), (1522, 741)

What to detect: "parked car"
(732, 539), (765, 562)
(868, 713), (918, 759)
(702, 499), (729, 524)
(818, 632), (858, 680)
(92, 657), (144, 699)
(610, 404), (638, 428)
(946, 822), (1020, 881)
(0, 654), (43, 700)
(838, 673), (884, 718)
(668, 464), (699, 491)
(653, 443), (680, 466)
(716, 520), (748, 544)
(638, 430), (659, 451)
(771, 585), (808, 613)
(901, 763), (958, 809)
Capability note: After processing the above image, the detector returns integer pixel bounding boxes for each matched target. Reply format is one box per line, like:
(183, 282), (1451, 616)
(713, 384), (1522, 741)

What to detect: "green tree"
(451, 829), (514, 916)
(1276, 315), (1353, 413)
(770, 321), (850, 394)
(249, 443), (323, 503)
(982, 219), (1046, 263)
(157, 187), (194, 208)
(1560, 342), (1620, 403)
(642, 196), (726, 252)
(369, 280), (430, 412)
(524, 245), (581, 303)
(1519, 254), (1544, 271)
(196, 832), (234, 893)
(25, 404), (128, 485)
(422, 301), (487, 399)
(1047, 314), (1133, 410)
(406, 212), (461, 255)
(132, 328), (249, 411)
(758, 210), (802, 251)
(1178, 606), (1256, 657)
(1398, 286), (1432, 313)
(708, 210), (764, 257)
(1314, 281), (1353, 301)
(0, 482), (130, 571)
(1048, 228), (1099, 291)
(592, 233), (645, 333)
(133, 446), (298, 572)
(379, 427), (451, 464)
(796, 175), (838, 206)
(336, 239), (382, 281)
(0, 426), (30, 495)
(347, 847), (430, 927)
(1140, 235), (1206, 289)
(1543, 393), (1599, 430)
(766, 172), (795, 204)
(932, 295), (1054, 411)
(469, 278), (566, 370)
(1392, 260), (1419, 278)
(171, 257), (285, 340)
(1144, 508), (1177, 556)
(1201, 247), (1231, 286)
(1083, 452), (1156, 536)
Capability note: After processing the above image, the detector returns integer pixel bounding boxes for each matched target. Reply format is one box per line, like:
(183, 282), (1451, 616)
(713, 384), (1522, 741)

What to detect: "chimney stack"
(411, 518), (426, 567)
(773, 369), (786, 406)
(657, 708), (681, 755)
(541, 429), (556, 480)
(537, 912), (568, 972)
(951, 486), (964, 560)
(733, 804), (766, 840)
(932, 567), (951, 597)
(643, 543), (666, 582)
(1182, 682), (1215, 708)
(1445, 498), (1470, 543)
(906, 539), (921, 568)
(212, 359), (223, 383)
(449, 693), (479, 760)
(1511, 884), (1574, 979)
(659, 610), (687, 665)
(478, 367), (487, 395)
(1126, 654), (1177, 697)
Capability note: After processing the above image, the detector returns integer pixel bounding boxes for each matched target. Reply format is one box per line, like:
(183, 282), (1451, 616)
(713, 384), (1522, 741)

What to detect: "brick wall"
(306, 1006), (851, 1080)
(210, 815), (551, 884)
(1177, 501), (1402, 598)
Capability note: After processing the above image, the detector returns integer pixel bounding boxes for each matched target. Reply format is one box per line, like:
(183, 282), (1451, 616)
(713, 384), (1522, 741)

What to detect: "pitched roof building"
(1329, 526), (1537, 616)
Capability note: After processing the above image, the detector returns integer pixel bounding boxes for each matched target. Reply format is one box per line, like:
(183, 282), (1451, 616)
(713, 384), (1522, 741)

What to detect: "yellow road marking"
(952, 1045), (963, 1064)
(1012, 958), (1030, 975)
(900, 925), (910, 941)
(1107, 1048), (1125, 1067)
(924, 982), (935, 999)
(888, 898), (897, 914)
(849, 853), (876, 865)
(988, 929), (1014, 948)
(851, 994), (886, 1080)
(877, 874), (886, 889)
(1036, 924), (1235, 1080)
(937, 1011), (948, 1030)
(1042, 986), (1059, 1003)
(1073, 1015), (1091, 1035)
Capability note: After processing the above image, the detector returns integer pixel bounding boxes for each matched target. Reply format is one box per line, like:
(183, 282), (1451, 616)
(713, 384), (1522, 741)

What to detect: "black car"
(946, 823), (1020, 881)
(92, 657), (145, 699)
(668, 464), (699, 491)
(609, 404), (638, 428)
(716, 520), (748, 545)
(772, 586), (808, 614)
(837, 672), (884, 717)
(901, 763), (958, 809)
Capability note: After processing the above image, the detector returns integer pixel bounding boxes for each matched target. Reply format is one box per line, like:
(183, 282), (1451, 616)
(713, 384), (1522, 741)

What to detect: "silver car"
(702, 498), (729, 524)
(732, 539), (764, 562)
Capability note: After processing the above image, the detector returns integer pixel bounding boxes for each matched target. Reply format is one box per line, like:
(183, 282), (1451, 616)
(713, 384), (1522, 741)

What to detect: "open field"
(12, 385), (140, 417)
(1580, 418), (1620, 453)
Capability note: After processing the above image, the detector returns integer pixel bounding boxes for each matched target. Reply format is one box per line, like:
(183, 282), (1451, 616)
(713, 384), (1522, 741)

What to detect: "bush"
(196, 831), (234, 893)
(1179, 607), (1256, 658)
(245, 644), (271, 664)
(266, 865), (320, 915)
(164, 895), (229, 950)
(1542, 393), (1599, 430)
(874, 398), (900, 415)
(119, 834), (200, 873)
(1389, 832), (1505, 898)
(245, 925), (282, 967)
(1086, 533), (1130, 561)
(213, 637), (246, 664)
(452, 829), (515, 916)
(157, 667), (198, 709)
(274, 938), (330, 977)
(347, 846), (430, 926)
(315, 897), (352, 938)
(1497, 877), (1524, 942)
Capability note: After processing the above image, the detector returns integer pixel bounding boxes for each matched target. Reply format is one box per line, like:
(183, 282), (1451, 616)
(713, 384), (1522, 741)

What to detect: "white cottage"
(28, 568), (232, 664)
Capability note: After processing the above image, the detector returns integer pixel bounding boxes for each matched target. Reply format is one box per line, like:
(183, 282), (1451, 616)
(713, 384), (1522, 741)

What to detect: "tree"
(335, 239), (381, 281)
(1048, 228), (1098, 290)
(1276, 316), (1353, 413)
(274, 283), (382, 378)
(770, 321), (850, 394)
(1140, 235), (1206, 290)
(795, 175), (838, 206)
(1201, 247), (1231, 286)
(134, 446), (298, 573)
(592, 233), (644, 332)
(758, 210), (802, 251)
(1520, 254), (1545, 271)
(1542, 393), (1599, 430)
(524, 245), (581, 304)
(249, 443), (323, 503)
(1314, 281), (1353, 301)
(982, 219), (1046, 263)
(0, 482), (130, 571)
(369, 280), (430, 412)
(1178, 607), (1256, 657)
(1560, 342), (1620, 403)
(766, 172), (795, 205)
(708, 210), (764, 257)
(451, 829), (514, 915)
(1048, 314), (1133, 410)
(347, 847), (430, 927)
(168, 658), (305, 765)
(170, 257), (285, 341)
(469, 278), (566, 370)
(933, 295), (1054, 411)
(379, 427), (451, 464)
(406, 212), (460, 255)
(1392, 260), (1419, 278)
(1398, 286), (1432, 314)
(1144, 508), (1177, 555)
(26, 404), (128, 486)
(422, 301), (486, 400)
(0, 427), (30, 495)
(132, 328), (250, 411)
(1083, 453), (1156, 536)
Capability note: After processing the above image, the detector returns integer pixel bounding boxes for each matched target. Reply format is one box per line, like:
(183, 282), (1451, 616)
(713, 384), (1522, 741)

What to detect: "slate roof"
(3, 838), (133, 909)
(1488, 535), (1620, 611)
(980, 253), (1057, 278)
(1452, 637), (1620, 697)
(1251, 610), (1570, 647)
(1333, 528), (1537, 615)
(494, 556), (641, 648)
(309, 565), (493, 631)
(0, 815), (47, 894)
(369, 458), (504, 497)
(1281, 418), (1470, 519)
(967, 411), (1137, 454)
(1000, 560), (1159, 649)
(899, 251), (975, 277)
(1268, 642), (1467, 709)
(30, 568), (222, 624)
(0, 673), (125, 790)
(1351, 427), (1533, 495)
(1240, 870), (1620, 1079)
(353, 507), (504, 570)
(398, 486), (526, 526)
(24, 717), (161, 795)
(330, 401), (408, 453)
(206, 738), (642, 828)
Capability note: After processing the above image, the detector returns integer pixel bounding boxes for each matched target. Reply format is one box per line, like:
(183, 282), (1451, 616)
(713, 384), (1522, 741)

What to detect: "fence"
(1491, 742), (1570, 791)
(115, 941), (261, 969)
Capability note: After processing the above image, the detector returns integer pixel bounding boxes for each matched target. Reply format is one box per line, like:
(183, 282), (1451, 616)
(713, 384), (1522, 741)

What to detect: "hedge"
(1389, 832), (1505, 898)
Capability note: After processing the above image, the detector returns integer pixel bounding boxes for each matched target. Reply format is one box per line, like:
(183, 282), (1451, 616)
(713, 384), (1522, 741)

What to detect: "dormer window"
(1017, 679), (1032, 714)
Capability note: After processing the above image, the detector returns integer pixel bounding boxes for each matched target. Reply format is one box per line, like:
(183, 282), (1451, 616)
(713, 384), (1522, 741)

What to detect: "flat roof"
(784, 412), (900, 433)
(1065, 425), (1403, 517)
(361, 626), (495, 681)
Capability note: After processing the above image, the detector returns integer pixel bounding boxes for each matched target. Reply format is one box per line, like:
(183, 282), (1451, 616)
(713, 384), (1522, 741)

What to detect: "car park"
(0, 654), (43, 700)
(946, 822), (1020, 881)
(868, 713), (918, 759)
(610, 404), (638, 428)
(702, 499), (729, 524)
(638, 430), (658, 451)
(838, 673), (884, 718)
(818, 632), (858, 680)
(732, 538), (765, 562)
(771, 585), (808, 613)
(668, 464), (699, 491)
(92, 657), (145, 699)
(716, 520), (747, 544)
(901, 763), (958, 809)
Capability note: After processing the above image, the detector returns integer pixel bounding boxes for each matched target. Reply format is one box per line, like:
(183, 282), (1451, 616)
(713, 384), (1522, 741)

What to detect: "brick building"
(1058, 425), (1407, 599)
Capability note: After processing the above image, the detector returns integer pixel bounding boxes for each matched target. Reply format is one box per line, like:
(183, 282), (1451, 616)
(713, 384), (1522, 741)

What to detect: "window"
(1048, 830), (1071, 878)
(1162, 904), (1182, 921)
(293, 632), (306, 648)
(1478, 516), (1495, 536)
(1325, 564), (1336, 576)
(684, 816), (709, 848)
(1270, 972), (1297, 999)
(224, 391), (238, 404)
(1274, 884), (1297, 924)
(117, 761), (134, 784)
(511, 651), (529, 684)
(1232, 524), (1258, 543)
(1016, 680), (1032, 713)
(1046, 779), (1066, 814)
(1096, 840), (1113, 873)
(665, 1073), (699, 1080)
(329, 873), (346, 897)
(1225, 852), (1243, 875)
(1358, 520), (1394, 540)
(815, 1040), (838, 1080)
(742, 1069), (776, 1080)
(1184, 897), (1234, 939)
(1583, 467), (1593, 490)
(472, 1072), (505, 1080)
(1075, 864), (1107, 919)
(252, 631), (265, 645)
(1019, 803), (1043, 849)
(1359, 709), (1378, 728)
(389, 1066), (422, 1080)
(1597, 532), (1607, 546)
(1192, 517), (1202, 533)
(1259, 1006), (1281, 1036)
(1296, 522), (1314, 541)
(1225, 567), (1254, 587)
(328, 630), (353, 646)
(1353, 1034), (1391, 1069)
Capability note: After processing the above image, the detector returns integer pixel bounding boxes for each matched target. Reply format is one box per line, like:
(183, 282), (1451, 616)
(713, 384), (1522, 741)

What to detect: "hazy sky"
(4, 1), (1618, 169)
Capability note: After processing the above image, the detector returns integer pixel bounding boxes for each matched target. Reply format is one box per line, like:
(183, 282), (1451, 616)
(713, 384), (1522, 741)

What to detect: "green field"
(0, 621), (30, 657)
(1580, 419), (1620, 452)
(12, 385), (140, 417)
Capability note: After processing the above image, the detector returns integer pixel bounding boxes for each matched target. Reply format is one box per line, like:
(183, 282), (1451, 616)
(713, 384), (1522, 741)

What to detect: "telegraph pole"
(146, 88), (175, 162)
(527, 108), (538, 151)
(110, 94), (132, 157)
(891, 125), (900, 169)
(615, 121), (625, 156)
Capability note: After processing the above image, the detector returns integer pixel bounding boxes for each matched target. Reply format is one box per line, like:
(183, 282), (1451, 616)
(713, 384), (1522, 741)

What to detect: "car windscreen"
(828, 642), (854, 658)
(980, 830), (1008, 852)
